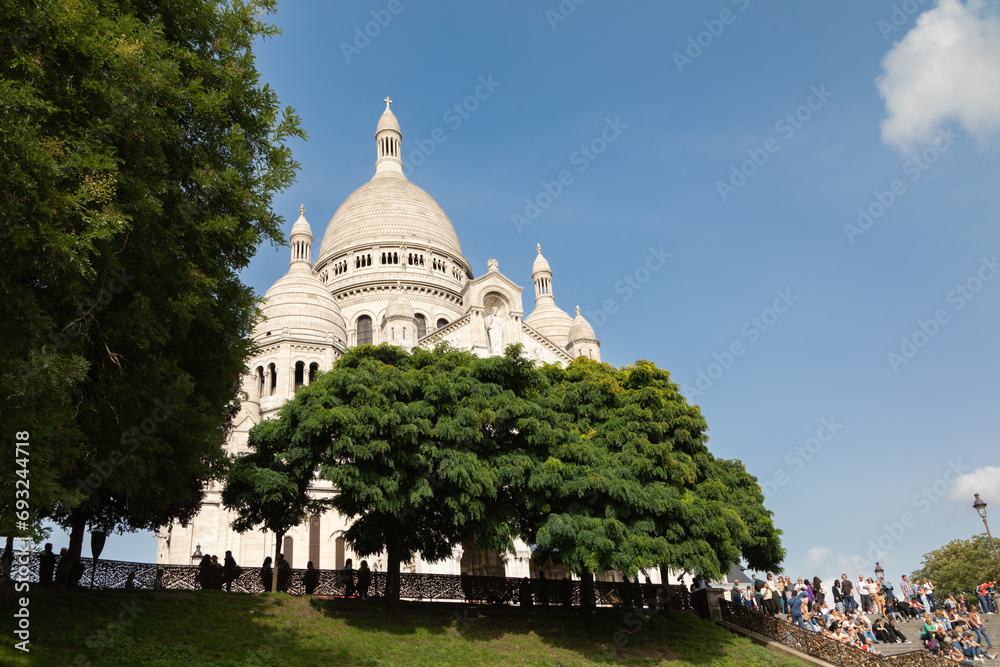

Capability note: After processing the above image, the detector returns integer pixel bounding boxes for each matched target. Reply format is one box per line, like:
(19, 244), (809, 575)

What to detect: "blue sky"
(77, 0), (1000, 586)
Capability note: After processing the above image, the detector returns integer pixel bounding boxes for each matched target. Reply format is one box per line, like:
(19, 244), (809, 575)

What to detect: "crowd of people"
(729, 573), (997, 662)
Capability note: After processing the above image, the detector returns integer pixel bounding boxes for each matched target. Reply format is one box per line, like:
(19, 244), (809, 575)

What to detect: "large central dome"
(317, 173), (464, 261)
(316, 103), (465, 266)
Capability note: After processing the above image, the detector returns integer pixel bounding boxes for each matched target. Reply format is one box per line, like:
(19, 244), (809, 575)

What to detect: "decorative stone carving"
(485, 306), (503, 356)
(487, 258), (499, 272)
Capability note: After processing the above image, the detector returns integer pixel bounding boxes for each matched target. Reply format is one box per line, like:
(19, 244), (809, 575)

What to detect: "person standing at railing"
(37, 543), (55, 585)
(223, 550), (240, 592)
(356, 560), (372, 599)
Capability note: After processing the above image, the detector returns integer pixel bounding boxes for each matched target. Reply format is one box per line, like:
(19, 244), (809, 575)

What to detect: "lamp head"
(974, 493), (988, 520)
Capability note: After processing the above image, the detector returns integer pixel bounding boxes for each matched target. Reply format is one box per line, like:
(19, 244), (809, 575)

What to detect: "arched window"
(415, 314), (427, 338)
(294, 361), (305, 390)
(436, 318), (449, 330)
(256, 366), (265, 399)
(268, 363), (277, 396)
(282, 536), (293, 568)
(309, 362), (319, 384)
(357, 315), (373, 345)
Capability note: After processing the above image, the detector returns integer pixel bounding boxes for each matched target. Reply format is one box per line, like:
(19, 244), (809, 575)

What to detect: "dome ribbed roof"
(569, 307), (597, 342)
(525, 302), (573, 348)
(384, 290), (415, 320)
(532, 245), (551, 274)
(376, 108), (400, 135)
(317, 172), (464, 262)
(257, 267), (346, 342)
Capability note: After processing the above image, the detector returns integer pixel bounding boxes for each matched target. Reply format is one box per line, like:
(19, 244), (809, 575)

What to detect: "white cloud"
(877, 0), (1000, 151)
(946, 465), (1000, 504)
(804, 546), (831, 570)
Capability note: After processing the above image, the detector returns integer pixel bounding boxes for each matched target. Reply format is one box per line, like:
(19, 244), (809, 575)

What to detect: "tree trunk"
(272, 531), (283, 593)
(580, 570), (596, 609)
(63, 512), (87, 587)
(2, 536), (12, 579)
(385, 536), (402, 604)
(659, 565), (673, 612)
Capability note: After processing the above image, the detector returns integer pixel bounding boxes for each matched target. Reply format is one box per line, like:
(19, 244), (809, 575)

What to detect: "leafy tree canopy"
(0, 0), (303, 560)
(236, 345), (783, 603)
(528, 359), (783, 603)
(911, 533), (1000, 597)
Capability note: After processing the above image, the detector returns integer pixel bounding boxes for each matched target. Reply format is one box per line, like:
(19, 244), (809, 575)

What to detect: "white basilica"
(156, 101), (603, 577)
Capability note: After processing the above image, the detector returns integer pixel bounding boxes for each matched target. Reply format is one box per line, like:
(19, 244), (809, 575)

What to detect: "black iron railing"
(20, 552), (692, 609)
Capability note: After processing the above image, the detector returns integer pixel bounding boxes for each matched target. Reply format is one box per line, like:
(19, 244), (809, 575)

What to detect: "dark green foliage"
(232, 345), (783, 603)
(0, 0), (303, 556)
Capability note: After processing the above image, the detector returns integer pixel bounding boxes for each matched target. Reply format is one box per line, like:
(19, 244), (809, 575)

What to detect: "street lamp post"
(972, 494), (1000, 575)
(874, 562), (884, 581)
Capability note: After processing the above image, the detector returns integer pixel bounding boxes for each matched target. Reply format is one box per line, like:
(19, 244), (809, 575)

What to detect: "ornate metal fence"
(22, 552), (692, 609)
(719, 599), (952, 666)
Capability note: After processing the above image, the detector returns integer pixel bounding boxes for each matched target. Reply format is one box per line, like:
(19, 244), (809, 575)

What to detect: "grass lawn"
(0, 586), (803, 666)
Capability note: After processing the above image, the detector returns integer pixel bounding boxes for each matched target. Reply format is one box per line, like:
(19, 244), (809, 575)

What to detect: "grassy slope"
(0, 587), (802, 666)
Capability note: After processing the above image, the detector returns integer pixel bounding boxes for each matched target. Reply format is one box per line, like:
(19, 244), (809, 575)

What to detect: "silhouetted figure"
(356, 560), (372, 599)
(260, 556), (273, 591)
(38, 543), (55, 585)
(125, 569), (136, 590)
(276, 553), (290, 593)
(343, 558), (355, 597)
(304, 561), (319, 595)
(224, 550), (240, 592)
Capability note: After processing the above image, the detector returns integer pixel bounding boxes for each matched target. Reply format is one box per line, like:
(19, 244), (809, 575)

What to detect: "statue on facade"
(485, 306), (503, 355)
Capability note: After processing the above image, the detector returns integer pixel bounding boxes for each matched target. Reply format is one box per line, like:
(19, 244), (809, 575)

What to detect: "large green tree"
(529, 359), (784, 605)
(0, 0), (302, 569)
(244, 344), (545, 602)
(221, 418), (331, 592)
(911, 534), (999, 597)
(237, 345), (782, 604)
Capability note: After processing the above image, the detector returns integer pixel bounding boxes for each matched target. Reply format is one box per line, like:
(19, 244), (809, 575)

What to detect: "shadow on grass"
(2, 587), (787, 666)
(308, 597), (746, 665)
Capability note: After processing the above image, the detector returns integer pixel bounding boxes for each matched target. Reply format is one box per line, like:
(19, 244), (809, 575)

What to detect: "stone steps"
(868, 613), (1000, 658)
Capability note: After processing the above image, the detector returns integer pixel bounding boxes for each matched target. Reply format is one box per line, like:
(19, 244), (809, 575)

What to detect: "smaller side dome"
(384, 287), (415, 321)
(569, 306), (597, 342)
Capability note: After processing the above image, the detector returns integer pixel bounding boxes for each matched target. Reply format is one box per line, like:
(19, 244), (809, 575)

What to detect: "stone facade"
(156, 102), (606, 579)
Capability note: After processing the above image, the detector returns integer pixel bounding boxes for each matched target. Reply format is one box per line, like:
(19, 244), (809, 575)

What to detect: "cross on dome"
(299, 204), (305, 216)
(383, 96), (392, 110)
(537, 243), (542, 254)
